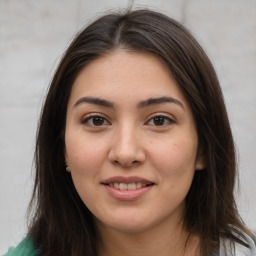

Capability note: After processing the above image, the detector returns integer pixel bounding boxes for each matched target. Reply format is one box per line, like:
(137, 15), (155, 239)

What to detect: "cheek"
(65, 131), (108, 172)
(154, 141), (197, 167)
(65, 136), (108, 203)
(65, 136), (107, 208)
(150, 134), (198, 182)
(154, 140), (197, 205)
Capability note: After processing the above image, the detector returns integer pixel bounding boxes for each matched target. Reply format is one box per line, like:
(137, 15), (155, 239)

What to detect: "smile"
(101, 176), (155, 200)
(108, 182), (151, 190)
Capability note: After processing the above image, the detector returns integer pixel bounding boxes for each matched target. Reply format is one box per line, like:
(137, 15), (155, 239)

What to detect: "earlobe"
(195, 161), (206, 171)
(195, 154), (206, 171)
(195, 142), (206, 171)
(64, 148), (71, 172)
(65, 163), (71, 172)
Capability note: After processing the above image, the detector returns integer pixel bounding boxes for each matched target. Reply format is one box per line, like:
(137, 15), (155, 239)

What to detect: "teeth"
(127, 183), (136, 190)
(109, 182), (149, 190)
(136, 182), (142, 189)
(120, 183), (128, 190)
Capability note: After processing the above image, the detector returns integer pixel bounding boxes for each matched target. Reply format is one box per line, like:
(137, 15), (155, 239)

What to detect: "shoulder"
(220, 231), (256, 256)
(3, 237), (40, 256)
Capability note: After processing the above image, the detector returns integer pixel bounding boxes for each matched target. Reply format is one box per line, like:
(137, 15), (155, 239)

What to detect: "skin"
(65, 50), (204, 256)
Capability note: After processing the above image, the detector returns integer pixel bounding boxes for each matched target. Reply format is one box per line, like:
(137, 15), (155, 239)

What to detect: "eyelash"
(81, 114), (175, 127)
(81, 115), (110, 127)
(146, 115), (175, 126)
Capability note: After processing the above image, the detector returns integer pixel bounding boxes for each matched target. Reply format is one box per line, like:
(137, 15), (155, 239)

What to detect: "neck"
(96, 219), (199, 256)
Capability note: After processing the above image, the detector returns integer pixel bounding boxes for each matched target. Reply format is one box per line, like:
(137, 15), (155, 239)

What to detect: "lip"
(101, 176), (155, 201)
(101, 176), (154, 185)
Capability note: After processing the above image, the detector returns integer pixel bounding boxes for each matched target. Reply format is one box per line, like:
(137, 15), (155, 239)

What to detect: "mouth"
(101, 176), (155, 190)
(102, 182), (154, 190)
(101, 176), (155, 200)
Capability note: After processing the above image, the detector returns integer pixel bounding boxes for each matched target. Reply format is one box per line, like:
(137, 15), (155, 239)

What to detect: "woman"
(4, 9), (256, 256)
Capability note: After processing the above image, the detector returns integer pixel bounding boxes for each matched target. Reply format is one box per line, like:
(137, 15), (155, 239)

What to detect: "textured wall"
(0, 0), (255, 252)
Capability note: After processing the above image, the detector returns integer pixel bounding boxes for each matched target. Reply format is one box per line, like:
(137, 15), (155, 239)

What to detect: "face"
(65, 50), (204, 234)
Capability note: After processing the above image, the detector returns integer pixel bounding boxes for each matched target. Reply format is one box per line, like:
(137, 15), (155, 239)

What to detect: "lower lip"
(103, 185), (153, 201)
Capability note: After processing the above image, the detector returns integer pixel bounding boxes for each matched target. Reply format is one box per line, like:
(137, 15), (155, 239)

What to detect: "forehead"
(68, 50), (189, 108)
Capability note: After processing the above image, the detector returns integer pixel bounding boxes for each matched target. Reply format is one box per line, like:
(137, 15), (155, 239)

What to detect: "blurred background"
(0, 0), (255, 253)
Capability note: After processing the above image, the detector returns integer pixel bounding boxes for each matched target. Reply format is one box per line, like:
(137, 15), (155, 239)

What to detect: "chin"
(110, 223), (152, 234)
(96, 214), (159, 234)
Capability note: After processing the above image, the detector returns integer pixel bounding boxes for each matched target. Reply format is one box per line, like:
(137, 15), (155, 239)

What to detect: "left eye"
(147, 116), (174, 126)
(82, 116), (109, 126)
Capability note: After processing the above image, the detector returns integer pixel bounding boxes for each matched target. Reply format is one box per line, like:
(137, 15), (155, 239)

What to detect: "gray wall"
(0, 0), (255, 252)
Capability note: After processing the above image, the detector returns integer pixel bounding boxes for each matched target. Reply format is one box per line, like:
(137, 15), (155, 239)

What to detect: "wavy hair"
(28, 9), (254, 256)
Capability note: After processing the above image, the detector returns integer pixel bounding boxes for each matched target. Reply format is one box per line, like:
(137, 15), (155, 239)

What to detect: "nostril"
(113, 160), (120, 165)
(113, 159), (141, 168)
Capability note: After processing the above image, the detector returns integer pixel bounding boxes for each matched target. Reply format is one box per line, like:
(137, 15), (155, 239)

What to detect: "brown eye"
(153, 116), (165, 126)
(92, 117), (104, 126)
(82, 116), (109, 126)
(147, 115), (174, 126)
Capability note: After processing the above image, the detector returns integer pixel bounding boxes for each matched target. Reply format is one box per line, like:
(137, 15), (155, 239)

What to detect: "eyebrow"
(137, 96), (184, 109)
(73, 96), (184, 110)
(74, 97), (115, 109)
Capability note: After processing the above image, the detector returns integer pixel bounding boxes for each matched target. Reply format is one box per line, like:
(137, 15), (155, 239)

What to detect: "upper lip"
(101, 176), (154, 185)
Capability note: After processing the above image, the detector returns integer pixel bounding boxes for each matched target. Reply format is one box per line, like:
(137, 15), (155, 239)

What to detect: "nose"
(108, 124), (146, 168)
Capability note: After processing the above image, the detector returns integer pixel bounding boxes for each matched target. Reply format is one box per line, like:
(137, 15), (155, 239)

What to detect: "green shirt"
(4, 233), (256, 256)
(3, 238), (39, 256)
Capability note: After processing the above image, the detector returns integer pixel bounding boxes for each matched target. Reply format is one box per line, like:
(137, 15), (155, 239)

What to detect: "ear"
(64, 148), (71, 172)
(195, 157), (206, 171)
(195, 148), (206, 171)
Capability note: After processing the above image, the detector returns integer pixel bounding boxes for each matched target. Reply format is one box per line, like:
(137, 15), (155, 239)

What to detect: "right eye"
(81, 115), (110, 127)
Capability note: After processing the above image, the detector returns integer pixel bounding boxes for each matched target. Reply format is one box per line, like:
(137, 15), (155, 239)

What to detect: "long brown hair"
(28, 9), (254, 256)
